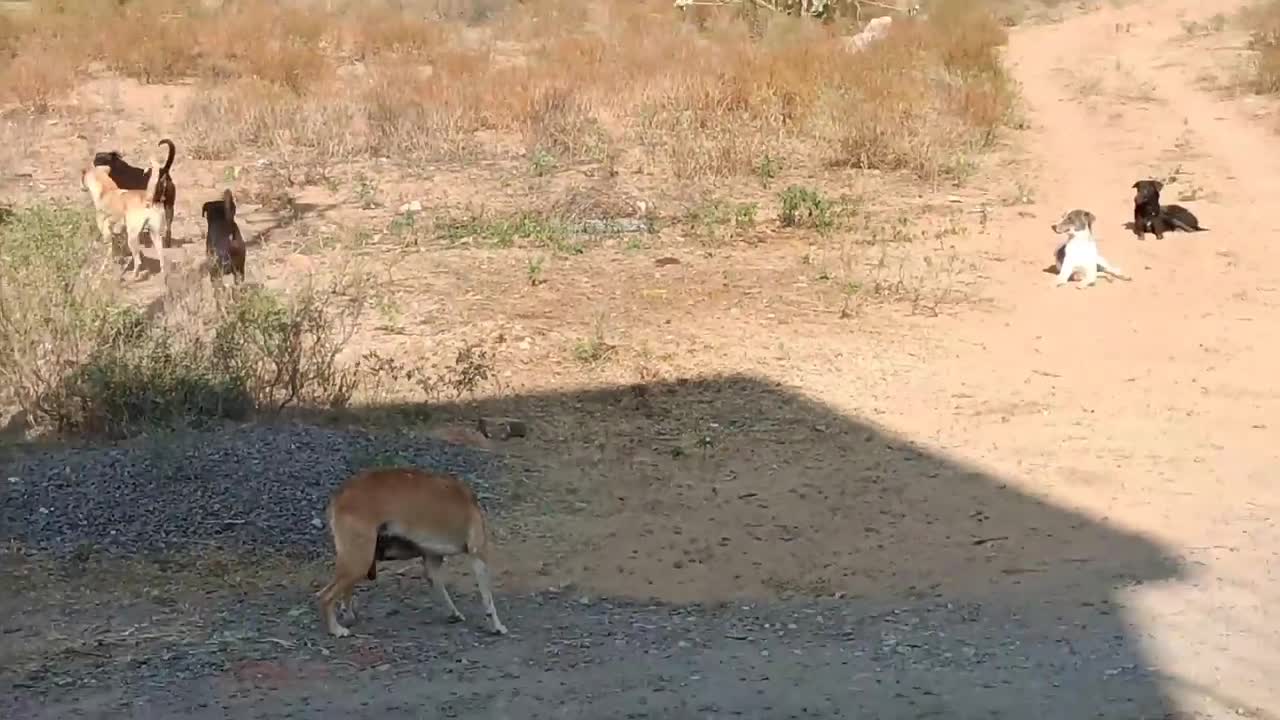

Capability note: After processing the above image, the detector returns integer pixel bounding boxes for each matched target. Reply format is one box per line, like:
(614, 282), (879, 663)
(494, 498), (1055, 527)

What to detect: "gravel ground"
(0, 422), (1187, 718)
(0, 423), (507, 558)
(1, 580), (1180, 720)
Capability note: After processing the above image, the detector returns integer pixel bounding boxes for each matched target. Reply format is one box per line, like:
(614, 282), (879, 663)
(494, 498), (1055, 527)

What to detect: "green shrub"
(211, 284), (362, 414)
(47, 305), (254, 437)
(0, 203), (365, 439)
(779, 185), (834, 230)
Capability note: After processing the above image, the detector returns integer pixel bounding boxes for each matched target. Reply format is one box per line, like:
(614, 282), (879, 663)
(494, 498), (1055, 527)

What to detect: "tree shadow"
(0, 374), (1189, 718)
(237, 200), (344, 250)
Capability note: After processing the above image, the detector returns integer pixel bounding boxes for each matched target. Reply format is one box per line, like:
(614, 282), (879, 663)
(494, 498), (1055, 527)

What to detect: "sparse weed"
(527, 256), (547, 286)
(1244, 1), (1280, 94)
(413, 341), (497, 401)
(755, 154), (781, 188)
(354, 174), (381, 210)
(435, 207), (575, 252)
(359, 339), (499, 407)
(571, 313), (615, 365)
(530, 149), (559, 177)
(779, 185), (834, 231)
(388, 209), (426, 245)
(684, 199), (761, 243)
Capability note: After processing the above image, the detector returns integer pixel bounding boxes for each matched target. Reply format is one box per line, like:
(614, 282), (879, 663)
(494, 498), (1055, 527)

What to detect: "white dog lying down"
(1050, 209), (1131, 287)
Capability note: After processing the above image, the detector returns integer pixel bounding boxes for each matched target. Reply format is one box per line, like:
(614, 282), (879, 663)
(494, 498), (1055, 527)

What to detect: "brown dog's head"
(81, 165), (100, 193)
(1132, 179), (1163, 206)
(1051, 209), (1095, 235)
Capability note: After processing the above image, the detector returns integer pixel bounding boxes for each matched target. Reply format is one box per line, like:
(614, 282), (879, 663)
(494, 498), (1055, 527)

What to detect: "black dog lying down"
(1131, 179), (1207, 240)
(201, 189), (246, 284)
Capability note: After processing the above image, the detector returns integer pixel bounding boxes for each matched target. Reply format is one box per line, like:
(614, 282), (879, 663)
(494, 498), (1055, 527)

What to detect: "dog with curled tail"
(93, 138), (178, 249)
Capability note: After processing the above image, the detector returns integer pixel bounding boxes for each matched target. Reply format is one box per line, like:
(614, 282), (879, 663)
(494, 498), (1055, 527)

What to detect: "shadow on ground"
(0, 375), (1186, 719)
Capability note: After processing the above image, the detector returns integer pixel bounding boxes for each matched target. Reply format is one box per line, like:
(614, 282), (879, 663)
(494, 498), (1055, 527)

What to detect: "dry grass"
(1, 0), (1015, 183)
(1244, 1), (1280, 93)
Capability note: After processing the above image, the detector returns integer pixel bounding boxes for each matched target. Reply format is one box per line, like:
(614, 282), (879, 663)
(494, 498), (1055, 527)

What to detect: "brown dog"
(201, 189), (246, 284)
(316, 467), (509, 638)
(93, 139), (177, 249)
(81, 163), (169, 279)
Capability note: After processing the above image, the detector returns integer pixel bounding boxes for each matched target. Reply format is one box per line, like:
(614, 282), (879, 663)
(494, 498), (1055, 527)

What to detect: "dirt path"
(868, 0), (1280, 715)
(6, 2), (1280, 718)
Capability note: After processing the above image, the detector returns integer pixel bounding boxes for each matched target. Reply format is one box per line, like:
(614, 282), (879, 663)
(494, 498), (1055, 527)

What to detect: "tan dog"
(316, 466), (509, 638)
(80, 162), (169, 279)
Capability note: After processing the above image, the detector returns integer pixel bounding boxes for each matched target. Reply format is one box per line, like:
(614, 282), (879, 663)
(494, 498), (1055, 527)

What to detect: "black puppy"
(201, 189), (246, 284)
(1131, 179), (1207, 240)
(93, 138), (178, 249)
(366, 529), (425, 582)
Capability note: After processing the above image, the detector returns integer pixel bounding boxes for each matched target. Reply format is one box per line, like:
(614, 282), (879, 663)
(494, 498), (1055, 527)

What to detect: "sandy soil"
(3, 0), (1280, 717)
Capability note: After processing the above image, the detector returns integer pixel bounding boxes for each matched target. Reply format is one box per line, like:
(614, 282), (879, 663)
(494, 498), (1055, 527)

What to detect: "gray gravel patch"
(0, 423), (507, 558)
(1, 587), (1175, 720)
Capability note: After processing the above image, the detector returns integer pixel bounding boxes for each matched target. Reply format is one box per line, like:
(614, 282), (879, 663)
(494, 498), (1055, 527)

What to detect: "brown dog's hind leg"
(469, 555), (508, 635)
(422, 554), (466, 623)
(125, 219), (146, 280)
(317, 524), (376, 638)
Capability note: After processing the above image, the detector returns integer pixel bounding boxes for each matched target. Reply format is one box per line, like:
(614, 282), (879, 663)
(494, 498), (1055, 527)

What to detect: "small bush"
(0, 204), (367, 439)
(779, 185), (834, 230)
(683, 198), (760, 243)
(0, 205), (119, 427)
(210, 284), (363, 414)
(45, 306), (255, 437)
(434, 207), (573, 250)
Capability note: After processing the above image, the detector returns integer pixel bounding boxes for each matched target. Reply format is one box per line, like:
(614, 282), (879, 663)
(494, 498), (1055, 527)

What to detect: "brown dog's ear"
(1084, 211), (1096, 227)
(1132, 181), (1140, 189)
(1153, 180), (1164, 192)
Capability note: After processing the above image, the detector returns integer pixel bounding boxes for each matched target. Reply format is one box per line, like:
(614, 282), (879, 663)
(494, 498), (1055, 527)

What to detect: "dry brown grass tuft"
(0, 41), (76, 114)
(1244, 0), (1280, 93)
(4, 0), (1014, 182)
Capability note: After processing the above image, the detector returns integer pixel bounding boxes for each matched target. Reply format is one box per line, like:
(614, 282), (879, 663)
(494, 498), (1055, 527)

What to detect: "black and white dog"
(1050, 209), (1131, 288)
